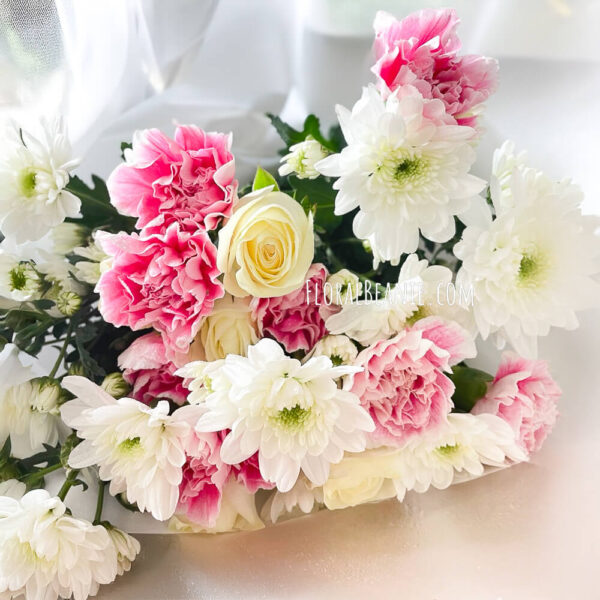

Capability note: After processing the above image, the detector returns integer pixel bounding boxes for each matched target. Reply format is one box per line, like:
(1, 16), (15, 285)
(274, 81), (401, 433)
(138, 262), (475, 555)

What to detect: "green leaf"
(449, 366), (494, 412)
(288, 175), (342, 234)
(252, 166), (279, 192)
(66, 175), (135, 232)
(267, 113), (338, 153)
(32, 299), (55, 310)
(120, 141), (132, 160)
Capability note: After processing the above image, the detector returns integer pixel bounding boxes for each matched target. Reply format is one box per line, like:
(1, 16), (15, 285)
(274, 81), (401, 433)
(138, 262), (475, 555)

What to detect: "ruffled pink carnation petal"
(178, 431), (231, 528)
(473, 352), (561, 455)
(372, 9), (497, 126)
(98, 223), (223, 355)
(108, 125), (237, 234)
(232, 452), (275, 493)
(251, 263), (330, 353)
(411, 316), (476, 366)
(347, 324), (455, 446)
(118, 333), (188, 405)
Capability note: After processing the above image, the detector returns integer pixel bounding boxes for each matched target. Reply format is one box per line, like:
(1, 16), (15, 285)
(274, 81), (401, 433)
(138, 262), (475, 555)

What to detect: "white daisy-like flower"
(0, 118), (80, 243)
(0, 378), (67, 459)
(324, 268), (363, 304)
(0, 251), (41, 302)
(106, 526), (141, 576)
(454, 143), (600, 357)
(0, 489), (118, 600)
(316, 85), (485, 265)
(181, 338), (374, 493)
(73, 232), (111, 286)
(325, 253), (468, 345)
(262, 475), (324, 523)
(60, 376), (193, 521)
(177, 358), (228, 406)
(307, 334), (358, 367)
(394, 413), (527, 499)
(279, 136), (329, 180)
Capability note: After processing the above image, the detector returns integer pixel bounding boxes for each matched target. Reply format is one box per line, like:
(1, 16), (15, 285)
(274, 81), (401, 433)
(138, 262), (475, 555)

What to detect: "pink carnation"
(118, 333), (188, 405)
(178, 431), (231, 528)
(473, 352), (561, 455)
(347, 317), (473, 445)
(108, 125), (237, 234)
(372, 9), (498, 126)
(97, 224), (223, 355)
(232, 452), (275, 493)
(251, 263), (331, 353)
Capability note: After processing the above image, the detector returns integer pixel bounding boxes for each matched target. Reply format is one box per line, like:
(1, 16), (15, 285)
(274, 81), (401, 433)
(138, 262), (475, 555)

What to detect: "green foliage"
(120, 141), (132, 160)
(252, 166), (280, 192)
(66, 175), (135, 232)
(267, 113), (340, 153)
(449, 365), (494, 413)
(288, 175), (342, 235)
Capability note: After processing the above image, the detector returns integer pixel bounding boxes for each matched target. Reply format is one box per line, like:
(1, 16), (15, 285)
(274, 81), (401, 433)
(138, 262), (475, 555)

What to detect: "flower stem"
(48, 322), (74, 379)
(21, 462), (62, 483)
(93, 480), (106, 525)
(57, 469), (80, 501)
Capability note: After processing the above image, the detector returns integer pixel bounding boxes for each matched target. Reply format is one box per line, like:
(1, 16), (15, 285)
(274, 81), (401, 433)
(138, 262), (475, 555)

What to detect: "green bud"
(60, 432), (81, 470)
(57, 291), (82, 316)
(68, 363), (86, 377)
(101, 373), (130, 398)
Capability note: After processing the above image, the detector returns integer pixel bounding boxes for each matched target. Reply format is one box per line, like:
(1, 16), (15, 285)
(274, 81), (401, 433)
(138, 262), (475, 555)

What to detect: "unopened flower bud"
(325, 269), (362, 304)
(57, 291), (81, 316)
(279, 137), (328, 180)
(101, 373), (130, 398)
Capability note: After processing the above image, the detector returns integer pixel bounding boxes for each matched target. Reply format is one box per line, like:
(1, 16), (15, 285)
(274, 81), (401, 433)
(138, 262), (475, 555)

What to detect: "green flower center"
(118, 436), (142, 456)
(275, 404), (311, 431)
(406, 305), (430, 326)
(330, 354), (344, 367)
(9, 264), (30, 291)
(436, 443), (461, 457)
(394, 157), (427, 182)
(517, 250), (547, 287)
(18, 168), (37, 198)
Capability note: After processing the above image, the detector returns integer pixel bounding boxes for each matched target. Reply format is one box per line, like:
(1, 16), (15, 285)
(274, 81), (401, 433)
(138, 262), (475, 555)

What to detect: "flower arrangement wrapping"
(0, 8), (598, 599)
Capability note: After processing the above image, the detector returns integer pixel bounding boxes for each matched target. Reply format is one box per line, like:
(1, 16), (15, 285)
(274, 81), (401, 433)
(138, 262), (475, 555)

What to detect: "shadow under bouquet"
(0, 7), (598, 600)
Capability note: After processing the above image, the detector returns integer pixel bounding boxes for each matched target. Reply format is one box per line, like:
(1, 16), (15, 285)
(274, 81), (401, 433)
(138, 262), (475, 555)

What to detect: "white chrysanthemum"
(106, 526), (140, 576)
(316, 85), (485, 265)
(182, 338), (374, 492)
(325, 254), (469, 344)
(177, 358), (228, 406)
(262, 475), (324, 523)
(306, 334), (358, 366)
(279, 137), (329, 180)
(454, 143), (600, 357)
(324, 268), (362, 304)
(394, 413), (527, 498)
(0, 251), (41, 302)
(0, 489), (118, 600)
(50, 223), (88, 256)
(60, 376), (193, 521)
(73, 233), (111, 286)
(0, 345), (64, 460)
(0, 119), (80, 243)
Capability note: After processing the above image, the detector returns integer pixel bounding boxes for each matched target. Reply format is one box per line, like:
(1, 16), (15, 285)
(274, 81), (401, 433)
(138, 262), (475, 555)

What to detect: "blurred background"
(1, 0), (599, 211)
(1, 2), (599, 598)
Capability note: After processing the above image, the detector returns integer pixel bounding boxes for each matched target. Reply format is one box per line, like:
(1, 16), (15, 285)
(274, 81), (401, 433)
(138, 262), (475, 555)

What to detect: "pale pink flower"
(118, 333), (188, 405)
(372, 9), (497, 126)
(178, 430), (231, 528)
(97, 223), (223, 355)
(108, 126), (237, 234)
(347, 317), (474, 446)
(251, 263), (332, 353)
(473, 352), (561, 455)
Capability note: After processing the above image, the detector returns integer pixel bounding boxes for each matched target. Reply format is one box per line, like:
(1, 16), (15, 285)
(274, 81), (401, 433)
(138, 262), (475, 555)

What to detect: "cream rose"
(322, 448), (403, 510)
(187, 294), (259, 362)
(217, 187), (314, 297)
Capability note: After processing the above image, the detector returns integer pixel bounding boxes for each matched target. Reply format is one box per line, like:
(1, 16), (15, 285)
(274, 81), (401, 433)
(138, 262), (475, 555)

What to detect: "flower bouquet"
(1, 7), (598, 600)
